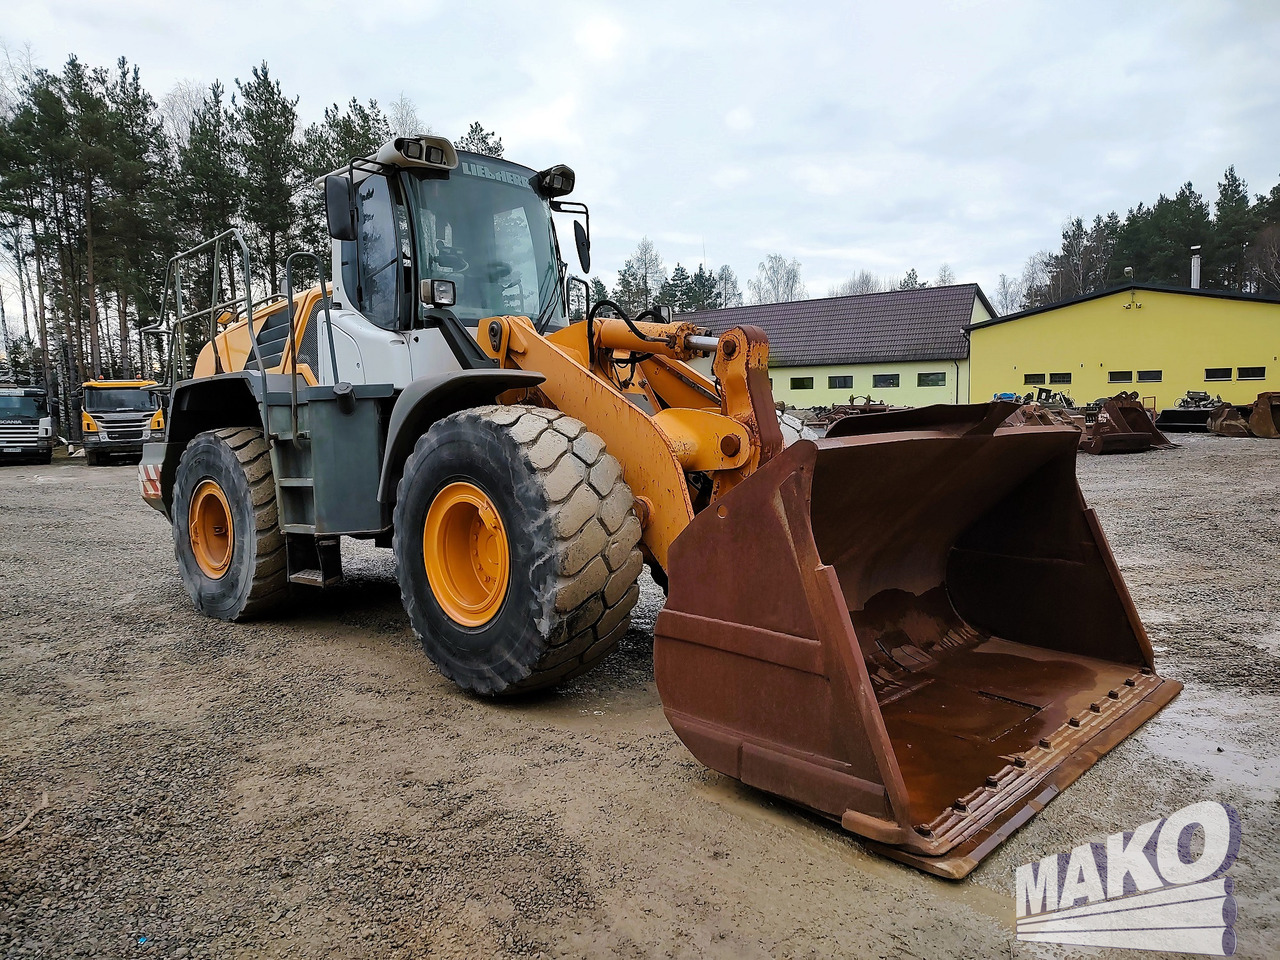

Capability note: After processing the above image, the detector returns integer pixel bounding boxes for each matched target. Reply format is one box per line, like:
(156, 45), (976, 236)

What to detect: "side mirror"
(324, 175), (357, 242)
(574, 220), (591, 273)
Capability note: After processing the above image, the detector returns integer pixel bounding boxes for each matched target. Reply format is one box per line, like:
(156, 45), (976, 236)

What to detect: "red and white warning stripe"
(139, 463), (163, 501)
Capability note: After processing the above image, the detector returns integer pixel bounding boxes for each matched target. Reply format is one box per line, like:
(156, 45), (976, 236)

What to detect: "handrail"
(149, 228), (270, 436)
(151, 229), (268, 384)
(283, 252), (339, 439)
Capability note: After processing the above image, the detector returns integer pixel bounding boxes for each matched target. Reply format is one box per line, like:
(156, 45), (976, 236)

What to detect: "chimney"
(1190, 245), (1202, 289)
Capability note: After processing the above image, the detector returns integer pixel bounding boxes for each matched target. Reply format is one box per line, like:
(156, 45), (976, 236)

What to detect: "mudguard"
(377, 369), (546, 504)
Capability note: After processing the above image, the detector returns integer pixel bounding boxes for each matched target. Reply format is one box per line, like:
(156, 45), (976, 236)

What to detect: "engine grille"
(0, 424), (40, 447)
(297, 298), (326, 371)
(92, 411), (152, 442)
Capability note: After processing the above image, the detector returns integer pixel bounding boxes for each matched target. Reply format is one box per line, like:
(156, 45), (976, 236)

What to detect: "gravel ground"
(1, 433), (1277, 959)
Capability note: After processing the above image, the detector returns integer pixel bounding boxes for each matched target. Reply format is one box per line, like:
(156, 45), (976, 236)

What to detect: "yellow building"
(691, 284), (994, 408)
(967, 285), (1280, 409)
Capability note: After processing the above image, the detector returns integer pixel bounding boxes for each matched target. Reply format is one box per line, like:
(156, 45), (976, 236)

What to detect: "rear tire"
(172, 427), (288, 620)
(393, 405), (644, 695)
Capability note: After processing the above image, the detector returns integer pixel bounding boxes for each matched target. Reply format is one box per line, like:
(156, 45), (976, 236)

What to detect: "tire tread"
(394, 405), (643, 694)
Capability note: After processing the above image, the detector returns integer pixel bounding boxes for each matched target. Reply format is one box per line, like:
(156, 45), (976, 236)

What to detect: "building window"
(828, 375), (853, 389)
(1109, 371), (1134, 383)
(1239, 366), (1266, 380)
(790, 377), (814, 390)
(1023, 373), (1046, 385)
(872, 374), (899, 389)
(1049, 372), (1072, 385)
(1205, 367), (1232, 381)
(917, 372), (946, 387)
(1137, 370), (1162, 382)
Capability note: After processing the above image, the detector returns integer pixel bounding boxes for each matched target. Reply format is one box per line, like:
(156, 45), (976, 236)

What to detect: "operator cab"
(325, 139), (582, 346)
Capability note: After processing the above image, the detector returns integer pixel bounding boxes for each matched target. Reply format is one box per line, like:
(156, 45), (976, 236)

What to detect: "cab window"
(345, 176), (411, 330)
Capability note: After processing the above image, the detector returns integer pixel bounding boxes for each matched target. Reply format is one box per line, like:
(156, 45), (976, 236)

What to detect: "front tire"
(393, 405), (644, 695)
(172, 427), (288, 620)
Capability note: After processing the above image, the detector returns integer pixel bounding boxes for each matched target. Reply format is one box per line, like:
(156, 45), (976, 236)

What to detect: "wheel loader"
(140, 136), (1180, 878)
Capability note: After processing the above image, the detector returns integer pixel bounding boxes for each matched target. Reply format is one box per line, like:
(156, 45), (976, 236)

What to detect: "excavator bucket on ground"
(1248, 392), (1280, 439)
(654, 403), (1181, 879)
(1004, 402), (1085, 433)
(1208, 402), (1253, 437)
(1080, 392), (1177, 454)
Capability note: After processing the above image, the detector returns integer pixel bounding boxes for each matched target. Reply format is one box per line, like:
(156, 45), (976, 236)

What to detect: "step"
(288, 568), (334, 587)
(277, 477), (314, 488)
(253, 330), (289, 350)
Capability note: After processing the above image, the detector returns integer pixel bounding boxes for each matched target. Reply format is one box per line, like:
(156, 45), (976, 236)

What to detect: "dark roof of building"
(685, 283), (992, 366)
(967, 282), (1280, 331)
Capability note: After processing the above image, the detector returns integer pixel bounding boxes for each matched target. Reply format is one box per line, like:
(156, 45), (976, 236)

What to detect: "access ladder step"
(288, 568), (341, 588)
(277, 477), (314, 488)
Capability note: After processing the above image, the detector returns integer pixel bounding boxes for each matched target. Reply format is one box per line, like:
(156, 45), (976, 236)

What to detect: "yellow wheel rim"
(424, 481), (510, 627)
(189, 479), (234, 579)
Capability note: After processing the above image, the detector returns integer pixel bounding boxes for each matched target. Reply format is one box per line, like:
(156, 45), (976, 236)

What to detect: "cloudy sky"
(5, 0), (1280, 300)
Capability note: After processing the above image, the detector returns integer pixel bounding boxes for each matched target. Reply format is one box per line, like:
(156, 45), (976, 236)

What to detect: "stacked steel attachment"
(1154, 390), (1224, 433)
(1209, 392), (1280, 439)
(1079, 392), (1177, 455)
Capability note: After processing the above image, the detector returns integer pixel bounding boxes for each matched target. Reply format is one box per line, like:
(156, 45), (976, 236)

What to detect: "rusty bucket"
(1248, 392), (1280, 439)
(1081, 393), (1177, 455)
(654, 403), (1181, 878)
(1208, 402), (1253, 437)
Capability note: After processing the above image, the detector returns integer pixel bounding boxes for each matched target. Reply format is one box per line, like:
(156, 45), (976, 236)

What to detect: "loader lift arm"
(479, 311), (783, 571)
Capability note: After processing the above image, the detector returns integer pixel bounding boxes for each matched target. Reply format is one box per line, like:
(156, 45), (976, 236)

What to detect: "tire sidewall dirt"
(173, 432), (261, 620)
(394, 416), (557, 693)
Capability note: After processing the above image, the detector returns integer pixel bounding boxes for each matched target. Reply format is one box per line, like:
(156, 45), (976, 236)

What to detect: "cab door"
(337, 173), (421, 386)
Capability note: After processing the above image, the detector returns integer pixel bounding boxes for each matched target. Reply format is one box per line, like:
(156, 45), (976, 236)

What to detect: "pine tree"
(1210, 166), (1254, 290)
(684, 264), (722, 311)
(611, 261), (646, 317)
(233, 63), (299, 294)
(898, 268), (926, 290)
(176, 81), (242, 356)
(298, 98), (390, 266)
(656, 263), (691, 312)
(456, 121), (503, 158)
(62, 57), (117, 377)
(101, 57), (167, 376)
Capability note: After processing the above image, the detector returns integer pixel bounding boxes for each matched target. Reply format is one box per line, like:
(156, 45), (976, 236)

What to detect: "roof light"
(532, 164), (575, 198)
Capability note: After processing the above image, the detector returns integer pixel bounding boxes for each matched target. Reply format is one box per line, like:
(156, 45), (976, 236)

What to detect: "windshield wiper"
(532, 260), (565, 334)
